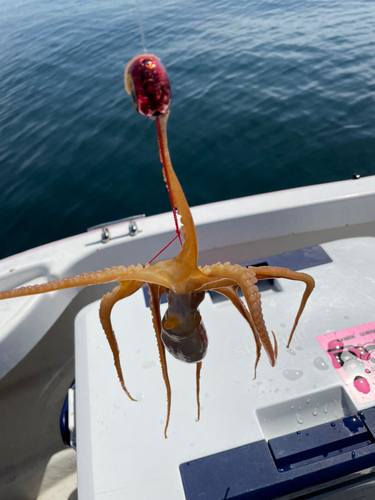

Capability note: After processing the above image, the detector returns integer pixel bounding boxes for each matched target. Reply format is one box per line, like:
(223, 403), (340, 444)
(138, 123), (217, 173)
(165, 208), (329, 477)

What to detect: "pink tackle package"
(317, 321), (375, 405)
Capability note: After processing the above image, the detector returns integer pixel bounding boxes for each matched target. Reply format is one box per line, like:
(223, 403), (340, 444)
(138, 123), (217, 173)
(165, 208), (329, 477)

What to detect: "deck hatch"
(180, 407), (375, 500)
(241, 244), (332, 272)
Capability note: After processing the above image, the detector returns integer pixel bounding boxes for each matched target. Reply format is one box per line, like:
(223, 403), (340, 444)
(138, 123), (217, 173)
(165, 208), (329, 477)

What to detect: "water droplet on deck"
(283, 369), (304, 381)
(351, 451), (356, 459)
(296, 413), (304, 424)
(287, 349), (296, 356)
(306, 397), (310, 404)
(313, 357), (329, 370)
(136, 392), (144, 402)
(295, 346), (303, 351)
(331, 422), (335, 427)
(324, 403), (328, 414)
(365, 368), (371, 374)
(280, 323), (286, 328)
(354, 376), (371, 394)
(291, 405), (294, 411)
(142, 360), (156, 369)
(296, 431), (301, 434)
(313, 407), (319, 416)
(344, 315), (349, 320)
(274, 388), (279, 393)
(205, 392), (210, 397)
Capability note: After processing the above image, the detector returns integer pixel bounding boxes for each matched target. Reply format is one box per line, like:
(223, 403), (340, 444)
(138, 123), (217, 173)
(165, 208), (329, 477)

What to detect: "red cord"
(156, 116), (183, 247)
(147, 234), (180, 265)
(145, 116), (183, 266)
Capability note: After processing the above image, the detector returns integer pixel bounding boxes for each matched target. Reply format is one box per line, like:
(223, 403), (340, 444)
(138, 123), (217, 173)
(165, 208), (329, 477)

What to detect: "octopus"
(0, 54), (315, 437)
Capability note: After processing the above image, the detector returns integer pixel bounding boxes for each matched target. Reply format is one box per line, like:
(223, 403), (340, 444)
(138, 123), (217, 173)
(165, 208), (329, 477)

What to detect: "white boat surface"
(1, 174), (375, 499)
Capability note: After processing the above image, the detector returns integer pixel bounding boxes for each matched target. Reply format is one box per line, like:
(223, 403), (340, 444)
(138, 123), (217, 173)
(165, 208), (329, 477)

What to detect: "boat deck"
(75, 237), (375, 499)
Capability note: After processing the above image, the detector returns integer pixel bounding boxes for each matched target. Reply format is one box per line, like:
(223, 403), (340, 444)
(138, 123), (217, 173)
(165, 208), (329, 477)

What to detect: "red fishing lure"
(124, 54), (171, 117)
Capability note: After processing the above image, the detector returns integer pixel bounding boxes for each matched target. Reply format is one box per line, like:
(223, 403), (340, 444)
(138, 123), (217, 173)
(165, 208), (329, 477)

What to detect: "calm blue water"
(1, 0), (374, 259)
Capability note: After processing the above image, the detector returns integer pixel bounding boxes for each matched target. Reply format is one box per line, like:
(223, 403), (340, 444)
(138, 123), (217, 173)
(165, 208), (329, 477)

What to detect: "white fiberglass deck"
(75, 237), (375, 500)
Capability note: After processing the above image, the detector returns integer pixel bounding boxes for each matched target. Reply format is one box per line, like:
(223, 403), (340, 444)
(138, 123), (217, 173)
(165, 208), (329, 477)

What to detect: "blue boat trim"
(60, 380), (75, 448)
(180, 407), (375, 500)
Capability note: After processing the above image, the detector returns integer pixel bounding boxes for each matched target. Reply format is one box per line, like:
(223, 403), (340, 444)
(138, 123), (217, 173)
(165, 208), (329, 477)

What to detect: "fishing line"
(134, 0), (147, 52)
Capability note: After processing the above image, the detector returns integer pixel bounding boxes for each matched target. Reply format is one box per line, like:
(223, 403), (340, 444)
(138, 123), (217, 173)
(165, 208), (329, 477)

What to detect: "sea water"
(0, 0), (374, 259)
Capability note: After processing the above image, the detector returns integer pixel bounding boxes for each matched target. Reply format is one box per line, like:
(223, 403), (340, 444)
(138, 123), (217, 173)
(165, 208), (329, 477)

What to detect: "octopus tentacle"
(200, 263), (277, 366)
(191, 267), (238, 292)
(253, 266), (315, 347)
(99, 281), (144, 401)
(148, 283), (172, 438)
(0, 264), (174, 300)
(156, 113), (199, 276)
(195, 361), (202, 422)
(271, 330), (278, 360)
(214, 285), (262, 377)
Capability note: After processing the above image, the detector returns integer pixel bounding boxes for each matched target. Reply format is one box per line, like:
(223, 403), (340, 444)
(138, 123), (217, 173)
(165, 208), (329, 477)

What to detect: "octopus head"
(161, 290), (208, 363)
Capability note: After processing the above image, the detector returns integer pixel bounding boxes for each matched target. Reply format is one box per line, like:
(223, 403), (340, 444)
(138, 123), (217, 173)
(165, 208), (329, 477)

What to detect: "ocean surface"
(1, 0), (374, 260)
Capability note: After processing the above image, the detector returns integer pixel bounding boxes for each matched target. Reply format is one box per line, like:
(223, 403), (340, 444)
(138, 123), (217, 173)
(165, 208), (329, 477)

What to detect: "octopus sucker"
(199, 266), (211, 274)
(0, 53), (315, 437)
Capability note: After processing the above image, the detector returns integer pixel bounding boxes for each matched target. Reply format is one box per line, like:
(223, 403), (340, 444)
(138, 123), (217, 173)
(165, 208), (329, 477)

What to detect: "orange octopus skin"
(0, 55), (315, 438)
